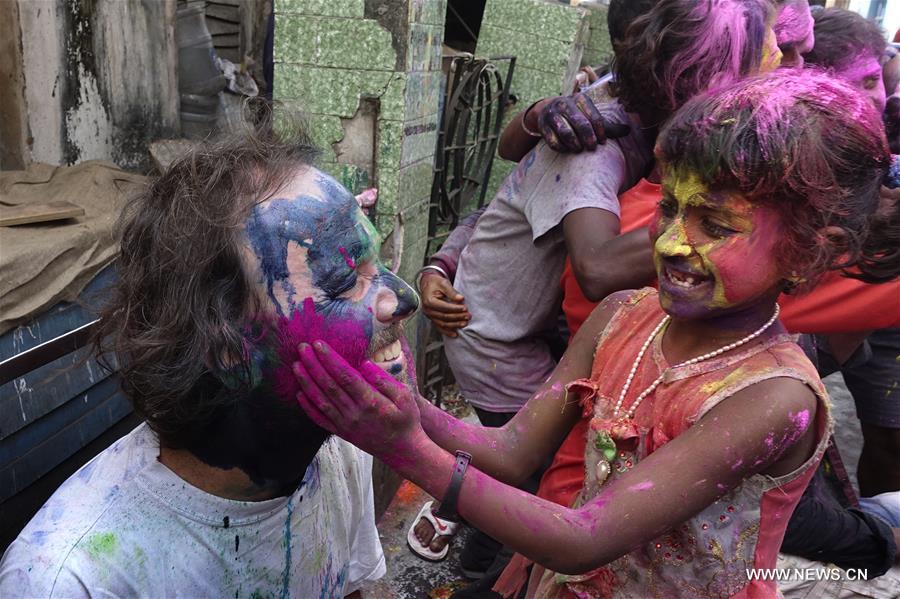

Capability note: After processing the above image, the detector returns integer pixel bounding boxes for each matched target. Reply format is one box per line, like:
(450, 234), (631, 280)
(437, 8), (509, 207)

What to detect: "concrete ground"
(827, 373), (863, 493)
(365, 374), (863, 598)
(365, 479), (476, 599)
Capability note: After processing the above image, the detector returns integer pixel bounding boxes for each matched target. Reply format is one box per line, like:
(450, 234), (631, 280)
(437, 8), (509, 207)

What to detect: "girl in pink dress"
(293, 69), (896, 598)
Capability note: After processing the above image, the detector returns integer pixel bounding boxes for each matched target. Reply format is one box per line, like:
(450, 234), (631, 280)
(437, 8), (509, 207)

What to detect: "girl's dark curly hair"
(610, 0), (772, 128)
(94, 108), (319, 446)
(657, 70), (895, 289)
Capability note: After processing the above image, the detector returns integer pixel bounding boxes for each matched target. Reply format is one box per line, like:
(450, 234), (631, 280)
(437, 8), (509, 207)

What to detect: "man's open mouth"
(372, 339), (402, 364)
(369, 326), (407, 374)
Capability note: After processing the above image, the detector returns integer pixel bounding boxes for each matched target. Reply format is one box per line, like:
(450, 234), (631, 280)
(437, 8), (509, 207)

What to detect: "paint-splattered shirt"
(444, 100), (652, 413)
(0, 423), (385, 598)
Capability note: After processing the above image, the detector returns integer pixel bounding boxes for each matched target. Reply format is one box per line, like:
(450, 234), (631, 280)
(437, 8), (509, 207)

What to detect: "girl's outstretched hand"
(292, 340), (423, 458)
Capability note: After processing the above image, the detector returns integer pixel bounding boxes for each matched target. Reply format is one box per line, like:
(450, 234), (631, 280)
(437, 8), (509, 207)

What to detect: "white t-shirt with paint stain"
(0, 423), (385, 598)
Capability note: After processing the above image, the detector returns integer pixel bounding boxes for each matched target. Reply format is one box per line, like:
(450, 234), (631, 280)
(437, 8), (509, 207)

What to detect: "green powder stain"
(84, 532), (118, 558)
(313, 546), (327, 570)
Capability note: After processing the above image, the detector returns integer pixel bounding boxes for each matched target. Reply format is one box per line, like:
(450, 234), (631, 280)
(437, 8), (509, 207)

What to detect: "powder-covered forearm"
(416, 396), (531, 485)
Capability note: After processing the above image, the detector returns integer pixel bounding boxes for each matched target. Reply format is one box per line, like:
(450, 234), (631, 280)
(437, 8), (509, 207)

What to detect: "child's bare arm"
(296, 349), (818, 573)
(292, 290), (819, 573)
(437, 376), (819, 573)
(412, 292), (631, 485)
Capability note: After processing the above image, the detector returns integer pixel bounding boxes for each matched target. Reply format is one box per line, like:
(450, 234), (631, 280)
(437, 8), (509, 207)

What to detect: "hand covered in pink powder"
(293, 341), (426, 459)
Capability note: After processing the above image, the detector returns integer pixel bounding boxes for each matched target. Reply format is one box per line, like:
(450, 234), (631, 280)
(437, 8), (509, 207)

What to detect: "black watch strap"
(433, 450), (472, 523)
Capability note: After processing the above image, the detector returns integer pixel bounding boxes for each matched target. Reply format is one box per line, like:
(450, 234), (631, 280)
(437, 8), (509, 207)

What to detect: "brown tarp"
(0, 161), (146, 336)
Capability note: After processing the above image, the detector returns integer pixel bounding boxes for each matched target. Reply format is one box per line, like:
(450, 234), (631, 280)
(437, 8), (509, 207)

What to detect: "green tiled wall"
(475, 0), (592, 208)
(274, 0), (365, 18)
(582, 6), (613, 70)
(273, 0), (445, 299)
(481, 0), (585, 40)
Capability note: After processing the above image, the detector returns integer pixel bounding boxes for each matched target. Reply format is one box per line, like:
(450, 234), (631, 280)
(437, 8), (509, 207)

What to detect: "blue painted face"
(185, 169), (418, 489)
(243, 168), (418, 375)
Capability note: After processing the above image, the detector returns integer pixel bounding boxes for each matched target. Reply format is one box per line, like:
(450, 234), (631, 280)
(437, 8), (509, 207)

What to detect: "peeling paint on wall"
(16, 0), (179, 171)
(63, 62), (115, 166)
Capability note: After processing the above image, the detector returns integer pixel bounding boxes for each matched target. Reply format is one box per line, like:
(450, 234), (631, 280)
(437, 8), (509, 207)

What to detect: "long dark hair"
(95, 108), (319, 446)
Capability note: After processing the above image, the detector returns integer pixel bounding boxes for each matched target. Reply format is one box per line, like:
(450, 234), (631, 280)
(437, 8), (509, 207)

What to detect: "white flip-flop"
(406, 500), (460, 561)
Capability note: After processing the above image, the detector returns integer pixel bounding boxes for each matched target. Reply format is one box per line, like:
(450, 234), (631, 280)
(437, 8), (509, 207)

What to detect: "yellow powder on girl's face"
(760, 27), (783, 73)
(654, 171), (782, 315)
(670, 172), (708, 207)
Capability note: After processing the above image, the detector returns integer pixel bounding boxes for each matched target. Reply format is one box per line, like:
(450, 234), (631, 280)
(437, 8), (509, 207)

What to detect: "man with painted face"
(806, 7), (886, 114)
(0, 119), (416, 597)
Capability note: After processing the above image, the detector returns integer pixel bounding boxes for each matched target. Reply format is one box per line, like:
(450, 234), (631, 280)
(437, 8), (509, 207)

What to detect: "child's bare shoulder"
(577, 288), (652, 342)
(740, 376), (819, 413)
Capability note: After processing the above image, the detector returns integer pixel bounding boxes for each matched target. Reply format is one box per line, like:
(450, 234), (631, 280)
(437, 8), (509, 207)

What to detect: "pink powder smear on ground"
(271, 297), (368, 400)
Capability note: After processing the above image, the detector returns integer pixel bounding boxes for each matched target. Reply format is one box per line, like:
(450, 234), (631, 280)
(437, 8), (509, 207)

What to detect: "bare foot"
(413, 509), (455, 553)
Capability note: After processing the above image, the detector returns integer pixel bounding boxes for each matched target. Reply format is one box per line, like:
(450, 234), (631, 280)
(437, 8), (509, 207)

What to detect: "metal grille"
(420, 54), (515, 404)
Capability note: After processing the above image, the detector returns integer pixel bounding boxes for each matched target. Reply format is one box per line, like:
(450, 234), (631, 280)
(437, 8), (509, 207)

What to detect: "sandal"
(407, 500), (460, 561)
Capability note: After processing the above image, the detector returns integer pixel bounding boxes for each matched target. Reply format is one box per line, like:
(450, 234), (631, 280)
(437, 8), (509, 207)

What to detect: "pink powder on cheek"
(269, 297), (369, 400)
(833, 55), (887, 113)
(708, 203), (783, 307)
(628, 481), (654, 492)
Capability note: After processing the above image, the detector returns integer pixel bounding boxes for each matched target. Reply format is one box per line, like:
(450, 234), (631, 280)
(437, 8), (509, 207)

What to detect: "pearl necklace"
(613, 303), (781, 420)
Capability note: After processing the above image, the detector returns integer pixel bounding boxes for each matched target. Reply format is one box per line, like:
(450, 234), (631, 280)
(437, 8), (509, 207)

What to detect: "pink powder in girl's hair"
(271, 297), (369, 399)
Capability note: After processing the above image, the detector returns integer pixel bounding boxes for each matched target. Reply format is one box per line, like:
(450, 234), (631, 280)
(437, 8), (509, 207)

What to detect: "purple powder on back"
(270, 297), (369, 399)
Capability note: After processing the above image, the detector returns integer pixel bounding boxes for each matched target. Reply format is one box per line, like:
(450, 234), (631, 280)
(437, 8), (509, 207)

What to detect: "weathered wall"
(582, 5), (613, 71)
(10, 0), (180, 171)
(273, 0), (445, 286)
(0, 0), (29, 170)
(475, 0), (592, 203)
